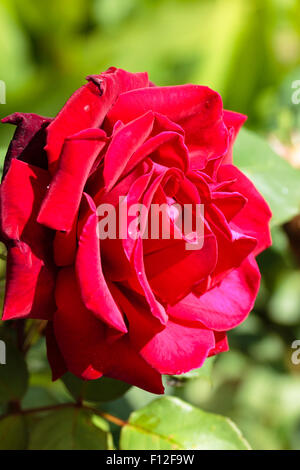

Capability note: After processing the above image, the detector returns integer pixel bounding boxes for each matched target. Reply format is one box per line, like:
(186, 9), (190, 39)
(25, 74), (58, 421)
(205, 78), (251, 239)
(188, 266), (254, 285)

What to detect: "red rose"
(0, 67), (271, 393)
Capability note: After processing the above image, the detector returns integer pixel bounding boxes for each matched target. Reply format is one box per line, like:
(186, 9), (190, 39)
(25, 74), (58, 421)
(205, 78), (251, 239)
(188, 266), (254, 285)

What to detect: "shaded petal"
(109, 283), (215, 375)
(208, 331), (229, 357)
(222, 110), (247, 165)
(0, 159), (55, 320)
(53, 219), (77, 267)
(54, 268), (164, 394)
(1, 113), (52, 177)
(46, 322), (67, 381)
(2, 243), (56, 320)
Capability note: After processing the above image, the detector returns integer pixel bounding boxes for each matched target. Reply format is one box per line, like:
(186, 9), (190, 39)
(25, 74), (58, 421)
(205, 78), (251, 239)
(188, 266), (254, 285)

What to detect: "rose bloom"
(0, 68), (271, 393)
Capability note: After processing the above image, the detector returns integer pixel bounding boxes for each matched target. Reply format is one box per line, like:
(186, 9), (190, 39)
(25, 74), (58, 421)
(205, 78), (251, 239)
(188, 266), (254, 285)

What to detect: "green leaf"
(29, 408), (112, 450)
(0, 414), (28, 450)
(0, 341), (29, 403)
(234, 128), (300, 226)
(120, 396), (250, 450)
(62, 372), (131, 403)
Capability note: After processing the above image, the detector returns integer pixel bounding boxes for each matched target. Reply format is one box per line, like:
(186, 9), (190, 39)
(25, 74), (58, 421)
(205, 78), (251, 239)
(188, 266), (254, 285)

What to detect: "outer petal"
(168, 256), (260, 331)
(1, 113), (52, 177)
(208, 332), (229, 357)
(140, 319), (215, 375)
(46, 67), (149, 173)
(109, 284), (215, 375)
(54, 268), (164, 394)
(222, 110), (247, 165)
(3, 243), (56, 320)
(217, 164), (272, 254)
(38, 129), (107, 231)
(0, 159), (56, 320)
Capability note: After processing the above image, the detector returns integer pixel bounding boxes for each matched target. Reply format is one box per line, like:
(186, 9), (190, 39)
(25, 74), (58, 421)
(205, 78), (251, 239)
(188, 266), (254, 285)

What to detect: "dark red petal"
(54, 268), (164, 394)
(208, 331), (229, 357)
(1, 113), (52, 176)
(45, 322), (68, 381)
(108, 284), (214, 376)
(0, 159), (55, 320)
(53, 218), (77, 267)
(2, 243), (56, 321)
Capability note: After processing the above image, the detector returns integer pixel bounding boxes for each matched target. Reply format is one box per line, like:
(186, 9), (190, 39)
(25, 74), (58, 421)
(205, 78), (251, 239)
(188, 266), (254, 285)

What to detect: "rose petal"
(46, 68), (149, 173)
(46, 322), (68, 381)
(217, 164), (272, 254)
(208, 331), (229, 357)
(212, 191), (247, 222)
(38, 128), (107, 231)
(53, 219), (77, 267)
(1, 113), (52, 177)
(2, 243), (56, 320)
(0, 159), (55, 320)
(109, 283), (215, 375)
(103, 111), (154, 191)
(106, 84), (223, 128)
(75, 193), (128, 333)
(168, 256), (261, 331)
(54, 268), (164, 394)
(144, 231), (217, 305)
(222, 110), (247, 165)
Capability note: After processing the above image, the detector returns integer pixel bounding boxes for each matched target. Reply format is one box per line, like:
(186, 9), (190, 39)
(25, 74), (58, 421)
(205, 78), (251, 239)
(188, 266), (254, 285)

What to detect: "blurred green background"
(1, 0), (300, 450)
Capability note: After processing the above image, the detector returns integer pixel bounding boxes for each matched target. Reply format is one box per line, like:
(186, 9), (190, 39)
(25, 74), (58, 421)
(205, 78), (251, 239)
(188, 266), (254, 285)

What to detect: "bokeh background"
(1, 0), (300, 450)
